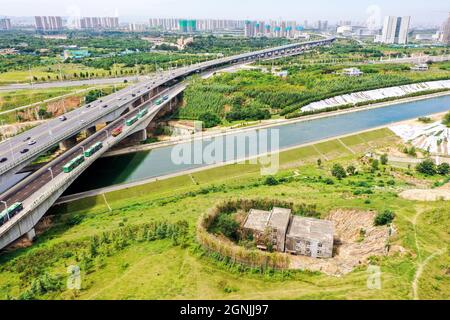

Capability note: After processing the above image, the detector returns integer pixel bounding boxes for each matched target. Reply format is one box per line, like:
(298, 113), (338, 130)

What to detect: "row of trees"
(416, 159), (450, 176)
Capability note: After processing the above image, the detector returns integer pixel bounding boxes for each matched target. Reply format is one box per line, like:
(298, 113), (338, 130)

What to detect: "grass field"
(0, 127), (448, 300)
(0, 63), (112, 85)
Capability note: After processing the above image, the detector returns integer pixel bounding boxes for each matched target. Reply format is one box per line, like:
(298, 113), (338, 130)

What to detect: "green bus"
(126, 116), (138, 126)
(155, 98), (163, 105)
(137, 108), (148, 119)
(63, 155), (85, 173)
(84, 142), (103, 158)
(0, 202), (23, 227)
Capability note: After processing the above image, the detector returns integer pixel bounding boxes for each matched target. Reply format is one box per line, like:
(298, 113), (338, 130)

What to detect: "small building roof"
(243, 209), (271, 232)
(243, 207), (292, 233)
(268, 207), (291, 232)
(287, 216), (334, 243)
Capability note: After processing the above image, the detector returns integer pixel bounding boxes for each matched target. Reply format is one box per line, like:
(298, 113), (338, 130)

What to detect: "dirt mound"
(289, 209), (392, 276)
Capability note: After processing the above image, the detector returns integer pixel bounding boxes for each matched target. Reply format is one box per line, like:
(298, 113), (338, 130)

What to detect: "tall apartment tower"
(442, 13), (450, 44)
(0, 18), (12, 30)
(381, 16), (411, 44)
(35, 16), (63, 31)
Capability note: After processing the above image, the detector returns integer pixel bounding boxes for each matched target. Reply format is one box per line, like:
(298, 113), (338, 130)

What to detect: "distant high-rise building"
(78, 17), (119, 30)
(129, 23), (146, 32)
(244, 20), (255, 37)
(442, 13), (450, 44)
(0, 18), (12, 30)
(380, 16), (411, 44)
(35, 16), (63, 31)
(178, 20), (196, 33)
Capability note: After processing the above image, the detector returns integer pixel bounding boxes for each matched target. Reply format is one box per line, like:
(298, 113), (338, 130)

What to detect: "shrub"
(416, 159), (437, 176)
(331, 164), (347, 180)
(198, 112), (221, 128)
(380, 154), (388, 165)
(437, 163), (450, 175)
(210, 213), (240, 241)
(443, 111), (450, 127)
(374, 210), (395, 226)
(371, 159), (380, 172)
(346, 165), (357, 176)
(264, 176), (279, 186)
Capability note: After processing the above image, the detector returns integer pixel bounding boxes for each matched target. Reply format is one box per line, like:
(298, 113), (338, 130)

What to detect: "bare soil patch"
(289, 209), (392, 276)
(399, 183), (450, 201)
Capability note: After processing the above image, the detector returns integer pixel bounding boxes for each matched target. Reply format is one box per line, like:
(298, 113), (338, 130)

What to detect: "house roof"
(243, 207), (291, 233)
(268, 207), (291, 232)
(287, 216), (334, 243)
(243, 209), (271, 232)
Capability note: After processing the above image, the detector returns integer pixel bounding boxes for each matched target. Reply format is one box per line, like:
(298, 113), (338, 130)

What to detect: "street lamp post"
(48, 167), (54, 180)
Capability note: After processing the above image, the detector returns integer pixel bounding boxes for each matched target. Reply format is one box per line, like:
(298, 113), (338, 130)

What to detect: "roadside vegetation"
(0, 84), (127, 128)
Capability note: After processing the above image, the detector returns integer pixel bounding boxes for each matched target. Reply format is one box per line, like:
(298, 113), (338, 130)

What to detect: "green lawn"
(0, 63), (110, 85)
(0, 127), (448, 300)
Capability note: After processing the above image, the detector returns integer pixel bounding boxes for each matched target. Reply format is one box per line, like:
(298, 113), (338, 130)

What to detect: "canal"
(63, 94), (450, 194)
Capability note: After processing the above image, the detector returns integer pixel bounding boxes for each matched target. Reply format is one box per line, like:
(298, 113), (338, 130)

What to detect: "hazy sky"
(1, 0), (449, 26)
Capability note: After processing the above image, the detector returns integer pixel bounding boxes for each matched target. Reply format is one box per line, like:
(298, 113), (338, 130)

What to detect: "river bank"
(103, 90), (450, 158)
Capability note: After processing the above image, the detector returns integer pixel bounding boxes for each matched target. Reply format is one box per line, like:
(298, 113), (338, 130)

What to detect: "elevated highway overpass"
(0, 37), (335, 250)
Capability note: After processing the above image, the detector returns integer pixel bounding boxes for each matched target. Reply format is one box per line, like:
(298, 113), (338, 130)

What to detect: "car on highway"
(0, 157), (7, 163)
(102, 104), (108, 108)
(23, 136), (31, 142)
(27, 140), (36, 146)
(85, 104), (91, 108)
(59, 116), (67, 121)
(131, 93), (136, 97)
(20, 148), (29, 154)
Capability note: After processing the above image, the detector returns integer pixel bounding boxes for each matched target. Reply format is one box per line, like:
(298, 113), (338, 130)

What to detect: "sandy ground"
(399, 183), (450, 201)
(289, 210), (393, 276)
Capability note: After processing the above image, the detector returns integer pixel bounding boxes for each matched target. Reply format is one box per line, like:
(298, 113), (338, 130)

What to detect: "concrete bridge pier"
(26, 228), (36, 241)
(59, 136), (77, 151)
(128, 129), (147, 143)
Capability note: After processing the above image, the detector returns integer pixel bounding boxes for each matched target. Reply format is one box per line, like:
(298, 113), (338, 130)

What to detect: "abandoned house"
(285, 216), (334, 258)
(242, 207), (334, 258)
(242, 207), (291, 252)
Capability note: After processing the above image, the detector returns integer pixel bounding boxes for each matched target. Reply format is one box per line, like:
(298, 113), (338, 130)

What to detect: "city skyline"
(1, 0), (449, 26)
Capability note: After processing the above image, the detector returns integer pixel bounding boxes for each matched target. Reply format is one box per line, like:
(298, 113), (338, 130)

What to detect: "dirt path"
(410, 207), (446, 300)
(412, 249), (446, 300)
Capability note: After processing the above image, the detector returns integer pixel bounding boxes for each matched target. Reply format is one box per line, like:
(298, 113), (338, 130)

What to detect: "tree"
(346, 165), (357, 176)
(331, 164), (347, 180)
(437, 163), (450, 175)
(198, 112), (221, 128)
(416, 159), (437, 176)
(317, 158), (322, 167)
(371, 159), (380, 172)
(374, 210), (395, 226)
(214, 214), (240, 241)
(380, 154), (388, 165)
